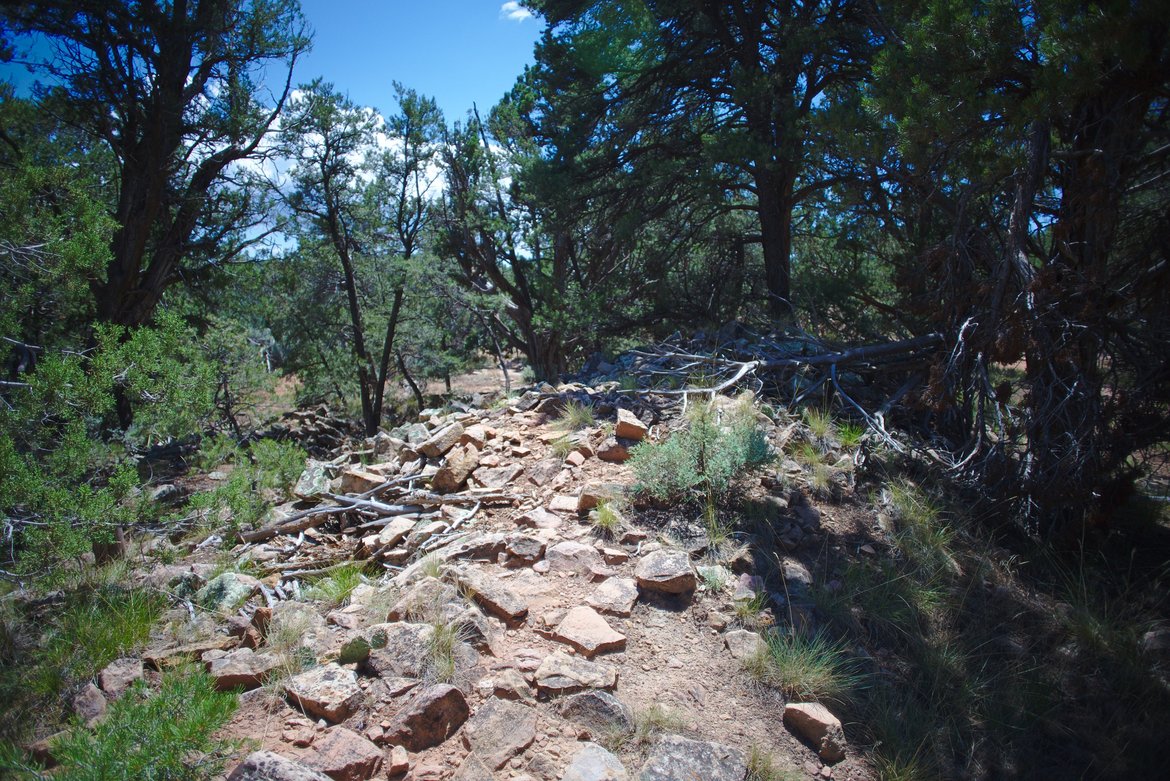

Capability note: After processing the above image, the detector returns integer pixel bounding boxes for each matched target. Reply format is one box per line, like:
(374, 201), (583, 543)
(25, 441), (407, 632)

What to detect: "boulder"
(381, 684), (470, 751)
(546, 541), (603, 575)
(474, 463), (525, 488)
(587, 578), (639, 618)
(462, 698), (538, 769)
(294, 461), (331, 500)
(205, 647), (282, 691)
(634, 550), (697, 595)
(558, 691), (634, 738)
(375, 517), (417, 549)
(196, 572), (261, 613)
(306, 727), (383, 781)
(228, 751), (332, 781)
(432, 444), (480, 493)
(526, 457), (563, 486)
(638, 735), (747, 781)
(783, 702), (846, 762)
(99, 657), (143, 698)
(614, 409), (647, 441)
(284, 664), (363, 723)
(493, 667), (536, 703)
(452, 566), (529, 626)
(535, 651), (618, 694)
(564, 743), (629, 781)
(724, 630), (767, 661)
(418, 423), (465, 458)
(553, 606), (627, 657)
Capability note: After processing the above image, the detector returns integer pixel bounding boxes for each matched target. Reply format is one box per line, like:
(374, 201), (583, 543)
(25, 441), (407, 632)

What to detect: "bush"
(183, 437), (306, 537)
(2, 667), (238, 780)
(744, 629), (862, 704)
(630, 397), (772, 506)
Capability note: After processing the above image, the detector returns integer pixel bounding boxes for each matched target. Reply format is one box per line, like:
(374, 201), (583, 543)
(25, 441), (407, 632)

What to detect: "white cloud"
(499, 2), (532, 22)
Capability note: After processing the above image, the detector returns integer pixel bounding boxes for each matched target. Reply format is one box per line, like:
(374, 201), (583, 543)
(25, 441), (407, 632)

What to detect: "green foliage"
(183, 437), (306, 537)
(744, 630), (862, 704)
(630, 398), (772, 506)
(0, 585), (164, 744)
(4, 668), (239, 781)
(837, 422), (865, 449)
(305, 563), (368, 607)
(747, 746), (803, 781)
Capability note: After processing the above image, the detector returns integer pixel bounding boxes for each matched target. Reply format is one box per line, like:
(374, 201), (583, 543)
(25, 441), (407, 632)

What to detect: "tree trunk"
(755, 167), (796, 320)
(371, 285), (406, 436)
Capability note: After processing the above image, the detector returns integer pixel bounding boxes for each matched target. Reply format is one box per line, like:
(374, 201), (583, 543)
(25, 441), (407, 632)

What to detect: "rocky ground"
(84, 384), (878, 781)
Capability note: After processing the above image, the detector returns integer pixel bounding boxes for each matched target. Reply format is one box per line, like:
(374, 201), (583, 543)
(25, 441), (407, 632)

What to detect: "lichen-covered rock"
(564, 743), (629, 781)
(638, 735), (746, 781)
(462, 698), (537, 769)
(227, 751), (332, 781)
(535, 651), (618, 694)
(284, 664), (363, 723)
(634, 550), (697, 595)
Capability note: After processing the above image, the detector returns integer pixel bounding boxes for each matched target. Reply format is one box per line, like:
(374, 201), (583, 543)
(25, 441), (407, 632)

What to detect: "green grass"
(550, 435), (575, 460)
(888, 482), (958, 576)
(304, 562), (367, 607)
(418, 553), (443, 580)
(591, 501), (624, 538)
(733, 592), (768, 628)
(837, 421), (866, 449)
(743, 629), (862, 704)
(699, 566), (729, 593)
(792, 441), (823, 466)
(747, 745), (803, 781)
(0, 585), (165, 744)
(601, 704), (686, 752)
(426, 618), (471, 684)
(554, 400), (595, 432)
(1, 666), (238, 780)
(802, 407), (834, 440)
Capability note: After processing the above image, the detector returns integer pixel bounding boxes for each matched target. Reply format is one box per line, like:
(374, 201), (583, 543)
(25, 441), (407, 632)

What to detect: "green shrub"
(183, 437), (306, 537)
(305, 563), (368, 607)
(0, 586), (164, 744)
(630, 398), (772, 506)
(2, 668), (238, 781)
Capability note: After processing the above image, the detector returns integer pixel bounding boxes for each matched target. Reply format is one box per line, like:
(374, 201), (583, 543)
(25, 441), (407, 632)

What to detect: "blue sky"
(288, 0), (543, 121)
(1, 1), (545, 124)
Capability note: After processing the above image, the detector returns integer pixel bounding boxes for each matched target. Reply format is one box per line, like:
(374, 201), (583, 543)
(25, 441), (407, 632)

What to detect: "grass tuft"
(744, 629), (862, 704)
(747, 745), (803, 781)
(304, 562), (367, 607)
(591, 501), (624, 538)
(554, 400), (595, 432)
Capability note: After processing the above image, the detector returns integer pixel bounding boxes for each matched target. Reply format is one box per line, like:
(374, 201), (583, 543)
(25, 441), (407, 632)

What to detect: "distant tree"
(526, 0), (878, 318)
(280, 80), (446, 434)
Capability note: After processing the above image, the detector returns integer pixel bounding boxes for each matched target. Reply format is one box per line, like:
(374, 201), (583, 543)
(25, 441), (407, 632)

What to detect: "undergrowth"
(1, 667), (238, 780)
(0, 584), (165, 744)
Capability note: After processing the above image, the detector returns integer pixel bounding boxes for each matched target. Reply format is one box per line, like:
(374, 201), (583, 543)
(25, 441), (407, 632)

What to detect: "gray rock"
(205, 647), (282, 691)
(196, 572), (261, 612)
(451, 753), (494, 781)
(462, 697), (538, 769)
(546, 541), (603, 574)
(515, 507), (563, 530)
(364, 622), (476, 680)
(724, 629), (767, 661)
(294, 461), (331, 500)
(452, 566), (529, 625)
(564, 743), (629, 781)
(227, 751), (332, 781)
(535, 651), (618, 694)
(386, 577), (459, 622)
(634, 550), (697, 595)
(504, 533), (546, 567)
(433, 443), (480, 493)
(587, 577), (639, 617)
(284, 664), (363, 723)
(558, 691), (634, 738)
(638, 735), (746, 781)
